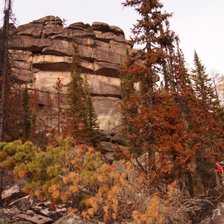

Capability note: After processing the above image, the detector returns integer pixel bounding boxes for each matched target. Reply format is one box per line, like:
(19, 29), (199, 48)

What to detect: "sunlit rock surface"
(9, 16), (133, 130)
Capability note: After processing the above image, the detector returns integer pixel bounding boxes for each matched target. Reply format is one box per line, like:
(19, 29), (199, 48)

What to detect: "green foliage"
(67, 48), (100, 146)
(54, 78), (64, 135)
(69, 51), (85, 116)
(120, 56), (143, 157)
(0, 1), (223, 222)
(22, 86), (31, 140)
(0, 138), (130, 222)
(0, 140), (36, 170)
(3, 140), (22, 155)
(0, 137), (73, 200)
(0, 138), (204, 223)
(67, 49), (89, 142)
(83, 78), (101, 147)
(192, 51), (220, 112)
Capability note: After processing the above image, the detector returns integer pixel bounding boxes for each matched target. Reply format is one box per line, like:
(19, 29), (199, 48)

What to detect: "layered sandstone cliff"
(9, 16), (132, 130)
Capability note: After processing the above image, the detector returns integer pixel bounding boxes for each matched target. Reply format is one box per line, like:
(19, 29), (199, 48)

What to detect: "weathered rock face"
(200, 202), (224, 224)
(9, 16), (132, 130)
(54, 213), (104, 224)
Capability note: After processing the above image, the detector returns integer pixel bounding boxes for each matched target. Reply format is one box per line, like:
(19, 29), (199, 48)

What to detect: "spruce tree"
(191, 51), (220, 112)
(83, 77), (101, 147)
(22, 85), (31, 140)
(66, 47), (100, 146)
(122, 0), (224, 195)
(54, 78), (63, 135)
(0, 0), (12, 141)
(120, 53), (143, 157)
(122, 0), (182, 173)
(66, 48), (87, 142)
(191, 52), (224, 166)
(172, 47), (224, 196)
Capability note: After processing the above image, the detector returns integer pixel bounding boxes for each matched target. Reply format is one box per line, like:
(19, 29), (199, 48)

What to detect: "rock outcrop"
(9, 16), (132, 130)
(200, 202), (224, 224)
(0, 185), (105, 224)
(54, 214), (104, 224)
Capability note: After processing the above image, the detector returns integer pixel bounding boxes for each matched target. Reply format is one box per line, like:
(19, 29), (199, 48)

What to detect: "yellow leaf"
(97, 175), (104, 182)
(60, 192), (71, 203)
(112, 201), (118, 213)
(52, 190), (60, 199)
(69, 185), (78, 193)
(112, 212), (117, 220)
(42, 185), (49, 192)
(35, 189), (42, 198)
(82, 211), (90, 220)
(0, 151), (7, 160)
(87, 208), (94, 217)
(62, 177), (69, 184)
(68, 172), (78, 179)
(103, 205), (109, 214)
(86, 197), (98, 211)
(0, 160), (13, 169)
(68, 207), (78, 214)
(132, 210), (141, 223)
(111, 186), (120, 194)
(48, 184), (58, 193)
(17, 170), (27, 179)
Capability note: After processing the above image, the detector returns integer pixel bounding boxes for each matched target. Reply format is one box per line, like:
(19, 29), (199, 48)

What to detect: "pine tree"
(66, 47), (100, 146)
(22, 85), (31, 140)
(0, 0), (14, 201)
(174, 46), (192, 94)
(191, 52), (224, 161)
(123, 0), (173, 100)
(192, 51), (220, 112)
(122, 0), (182, 174)
(120, 53), (143, 157)
(172, 47), (224, 196)
(83, 77), (101, 147)
(66, 48), (87, 142)
(122, 0), (224, 195)
(0, 0), (13, 141)
(54, 78), (63, 135)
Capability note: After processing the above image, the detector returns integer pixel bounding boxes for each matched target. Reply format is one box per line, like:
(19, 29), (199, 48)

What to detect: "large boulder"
(0, 207), (33, 224)
(109, 25), (125, 37)
(68, 22), (88, 30)
(92, 22), (110, 32)
(10, 36), (52, 52)
(16, 23), (43, 38)
(54, 213), (104, 224)
(42, 40), (74, 56)
(32, 16), (63, 26)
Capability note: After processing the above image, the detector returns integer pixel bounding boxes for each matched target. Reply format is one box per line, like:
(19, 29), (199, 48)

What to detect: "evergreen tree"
(192, 51), (220, 112)
(122, 0), (224, 195)
(123, 0), (173, 100)
(22, 85), (31, 140)
(0, 0), (12, 141)
(120, 54), (143, 156)
(66, 48), (87, 142)
(66, 47), (100, 146)
(170, 45), (224, 196)
(122, 0), (182, 174)
(54, 78), (63, 135)
(83, 77), (101, 147)
(174, 45), (192, 94)
(191, 52), (224, 164)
